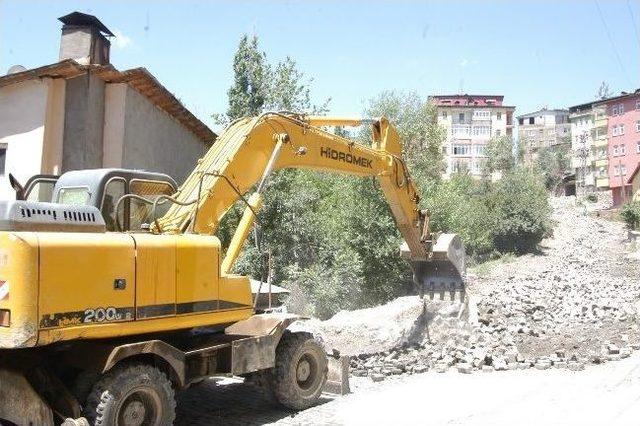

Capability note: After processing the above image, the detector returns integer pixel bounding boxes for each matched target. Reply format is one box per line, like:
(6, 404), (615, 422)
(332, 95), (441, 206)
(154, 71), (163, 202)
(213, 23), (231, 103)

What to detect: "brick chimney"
(58, 12), (113, 65)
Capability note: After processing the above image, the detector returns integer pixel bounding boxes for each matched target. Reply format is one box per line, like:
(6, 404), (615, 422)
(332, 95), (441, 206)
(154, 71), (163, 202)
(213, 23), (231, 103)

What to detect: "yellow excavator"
(0, 113), (465, 425)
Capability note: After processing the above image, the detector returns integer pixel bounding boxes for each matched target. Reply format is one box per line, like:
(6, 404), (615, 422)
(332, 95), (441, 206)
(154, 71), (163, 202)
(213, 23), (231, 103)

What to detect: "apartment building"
(568, 101), (608, 192)
(517, 108), (571, 165)
(430, 94), (515, 178)
(597, 89), (640, 205)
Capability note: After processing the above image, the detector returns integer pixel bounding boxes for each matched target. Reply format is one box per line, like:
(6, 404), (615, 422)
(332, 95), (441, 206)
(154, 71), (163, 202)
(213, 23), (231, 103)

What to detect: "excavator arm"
(155, 112), (465, 298)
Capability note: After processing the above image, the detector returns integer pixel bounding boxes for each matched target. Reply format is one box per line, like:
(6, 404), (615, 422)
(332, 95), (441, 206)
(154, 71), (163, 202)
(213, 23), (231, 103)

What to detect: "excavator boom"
(155, 112), (465, 298)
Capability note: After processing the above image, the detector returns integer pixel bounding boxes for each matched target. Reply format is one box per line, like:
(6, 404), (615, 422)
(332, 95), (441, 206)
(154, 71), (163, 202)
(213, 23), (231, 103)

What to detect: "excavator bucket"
(402, 234), (466, 301)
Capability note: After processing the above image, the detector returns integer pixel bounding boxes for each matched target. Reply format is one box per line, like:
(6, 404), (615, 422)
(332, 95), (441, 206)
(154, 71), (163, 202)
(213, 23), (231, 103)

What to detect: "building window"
(472, 125), (491, 137)
(636, 141), (640, 154)
(453, 144), (471, 155)
(473, 110), (490, 120)
(619, 103), (624, 115)
(636, 99), (640, 110)
(614, 165), (620, 176)
(612, 124), (626, 136)
(0, 146), (5, 175)
(529, 117), (535, 125)
(442, 111), (447, 118)
(495, 129), (501, 137)
(497, 112), (502, 120)
(612, 105), (618, 116)
(636, 120), (640, 132)
(622, 165), (627, 175)
(518, 118), (524, 125)
(473, 144), (486, 156)
(621, 144), (627, 155)
(613, 145), (619, 156)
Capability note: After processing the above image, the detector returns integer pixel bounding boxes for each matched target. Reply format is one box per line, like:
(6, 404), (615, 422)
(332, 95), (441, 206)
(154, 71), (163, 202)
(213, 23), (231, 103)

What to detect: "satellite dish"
(7, 65), (27, 75)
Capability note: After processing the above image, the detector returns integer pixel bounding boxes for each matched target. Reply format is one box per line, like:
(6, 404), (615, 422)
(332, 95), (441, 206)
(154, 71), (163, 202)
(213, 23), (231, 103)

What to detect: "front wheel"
(83, 363), (175, 426)
(271, 332), (327, 410)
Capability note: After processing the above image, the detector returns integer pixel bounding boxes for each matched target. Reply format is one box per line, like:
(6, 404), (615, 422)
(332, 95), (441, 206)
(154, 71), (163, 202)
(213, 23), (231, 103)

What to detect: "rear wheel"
(271, 332), (327, 410)
(84, 363), (175, 426)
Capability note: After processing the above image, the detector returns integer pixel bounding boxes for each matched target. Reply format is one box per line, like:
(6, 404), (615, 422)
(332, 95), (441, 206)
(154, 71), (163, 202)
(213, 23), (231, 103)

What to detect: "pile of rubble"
(312, 196), (640, 381)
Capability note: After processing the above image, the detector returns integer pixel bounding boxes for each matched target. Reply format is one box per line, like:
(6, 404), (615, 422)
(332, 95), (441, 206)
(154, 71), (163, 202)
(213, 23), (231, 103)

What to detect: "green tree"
(485, 135), (516, 173)
(225, 35), (269, 121)
(596, 81), (612, 100)
(363, 91), (446, 191)
(489, 167), (551, 254)
(266, 57), (330, 113)
(535, 144), (570, 192)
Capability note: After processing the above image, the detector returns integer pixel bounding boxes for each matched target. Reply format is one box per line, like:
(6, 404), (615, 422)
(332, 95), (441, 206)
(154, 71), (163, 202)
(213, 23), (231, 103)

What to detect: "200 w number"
(83, 307), (118, 323)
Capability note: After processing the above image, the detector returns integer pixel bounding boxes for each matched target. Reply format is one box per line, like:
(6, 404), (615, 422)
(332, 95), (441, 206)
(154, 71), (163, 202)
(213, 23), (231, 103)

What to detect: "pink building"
(599, 89), (640, 205)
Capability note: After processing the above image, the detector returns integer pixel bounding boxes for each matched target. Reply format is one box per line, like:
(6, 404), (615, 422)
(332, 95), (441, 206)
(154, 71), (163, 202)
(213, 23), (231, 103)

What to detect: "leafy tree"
(266, 57), (330, 113)
(485, 136), (516, 173)
(596, 81), (612, 100)
(535, 144), (570, 192)
(225, 35), (270, 121)
(488, 167), (551, 254)
(363, 91), (446, 191)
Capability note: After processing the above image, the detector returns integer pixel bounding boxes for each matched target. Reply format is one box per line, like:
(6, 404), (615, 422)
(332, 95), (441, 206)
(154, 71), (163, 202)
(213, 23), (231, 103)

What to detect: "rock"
(567, 362), (585, 371)
(434, 363), (449, 373)
(456, 363), (472, 374)
(371, 373), (385, 382)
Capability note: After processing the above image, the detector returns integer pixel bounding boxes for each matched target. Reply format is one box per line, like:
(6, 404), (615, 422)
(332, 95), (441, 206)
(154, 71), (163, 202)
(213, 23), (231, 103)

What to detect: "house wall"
(102, 83), (127, 167)
(62, 73), (106, 171)
(0, 80), (49, 200)
(120, 85), (207, 184)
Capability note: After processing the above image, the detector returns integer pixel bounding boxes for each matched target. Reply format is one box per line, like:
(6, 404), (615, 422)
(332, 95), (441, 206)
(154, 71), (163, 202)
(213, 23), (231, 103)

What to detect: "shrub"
(620, 201), (640, 230)
(585, 193), (598, 203)
(488, 167), (551, 254)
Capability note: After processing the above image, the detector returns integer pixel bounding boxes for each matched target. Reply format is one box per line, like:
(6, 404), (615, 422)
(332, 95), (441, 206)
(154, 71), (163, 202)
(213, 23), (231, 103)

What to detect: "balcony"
(595, 158), (609, 168)
(594, 137), (609, 148)
(596, 177), (610, 188)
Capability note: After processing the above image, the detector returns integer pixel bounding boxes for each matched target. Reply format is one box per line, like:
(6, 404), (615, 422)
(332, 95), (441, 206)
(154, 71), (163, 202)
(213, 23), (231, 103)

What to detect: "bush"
(489, 167), (551, 253)
(585, 193), (598, 203)
(620, 201), (640, 230)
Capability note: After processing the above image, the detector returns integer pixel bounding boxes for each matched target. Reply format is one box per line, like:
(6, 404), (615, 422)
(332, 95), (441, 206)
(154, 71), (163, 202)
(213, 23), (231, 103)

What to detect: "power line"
(626, 0), (640, 47)
(594, 0), (633, 86)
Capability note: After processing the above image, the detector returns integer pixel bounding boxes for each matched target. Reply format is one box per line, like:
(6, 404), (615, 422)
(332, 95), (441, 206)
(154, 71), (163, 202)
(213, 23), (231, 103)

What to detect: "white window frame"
(613, 145), (619, 156)
(636, 141), (640, 154)
(636, 121), (640, 132)
(612, 105), (618, 116)
(621, 144), (627, 155)
(618, 103), (624, 115)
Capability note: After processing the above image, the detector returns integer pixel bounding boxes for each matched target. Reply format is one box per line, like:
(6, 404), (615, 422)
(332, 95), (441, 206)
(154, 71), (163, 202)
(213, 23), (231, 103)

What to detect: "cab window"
(101, 179), (126, 231)
(58, 187), (90, 206)
(25, 180), (57, 202)
(129, 180), (175, 230)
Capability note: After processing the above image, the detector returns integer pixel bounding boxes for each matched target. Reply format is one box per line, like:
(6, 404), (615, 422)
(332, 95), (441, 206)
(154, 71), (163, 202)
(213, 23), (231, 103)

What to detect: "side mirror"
(9, 174), (25, 200)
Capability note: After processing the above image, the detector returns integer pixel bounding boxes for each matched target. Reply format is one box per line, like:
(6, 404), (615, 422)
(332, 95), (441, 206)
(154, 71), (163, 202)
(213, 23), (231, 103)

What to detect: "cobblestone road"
(177, 351), (640, 425)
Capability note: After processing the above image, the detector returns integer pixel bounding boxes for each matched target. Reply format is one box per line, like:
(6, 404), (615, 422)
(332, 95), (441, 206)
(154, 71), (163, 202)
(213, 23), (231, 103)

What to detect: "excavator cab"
(9, 169), (178, 231)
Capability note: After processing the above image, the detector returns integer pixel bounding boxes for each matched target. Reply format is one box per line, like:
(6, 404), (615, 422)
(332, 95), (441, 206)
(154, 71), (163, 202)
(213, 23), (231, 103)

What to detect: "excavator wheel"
(271, 331), (327, 410)
(83, 363), (176, 426)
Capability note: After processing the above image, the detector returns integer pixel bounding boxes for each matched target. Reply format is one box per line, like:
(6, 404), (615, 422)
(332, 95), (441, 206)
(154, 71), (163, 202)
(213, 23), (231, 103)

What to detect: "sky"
(1, 0), (639, 133)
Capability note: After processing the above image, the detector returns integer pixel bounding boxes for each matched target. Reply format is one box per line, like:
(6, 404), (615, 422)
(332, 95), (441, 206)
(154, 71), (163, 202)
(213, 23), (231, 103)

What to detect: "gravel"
(312, 195), (640, 380)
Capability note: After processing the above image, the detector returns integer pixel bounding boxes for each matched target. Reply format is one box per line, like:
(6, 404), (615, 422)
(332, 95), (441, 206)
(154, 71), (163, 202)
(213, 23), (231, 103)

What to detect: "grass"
(469, 252), (518, 278)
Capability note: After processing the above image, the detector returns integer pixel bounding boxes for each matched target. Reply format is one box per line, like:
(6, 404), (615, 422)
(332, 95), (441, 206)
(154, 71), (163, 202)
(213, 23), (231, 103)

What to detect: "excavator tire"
(271, 331), (327, 410)
(83, 363), (175, 426)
